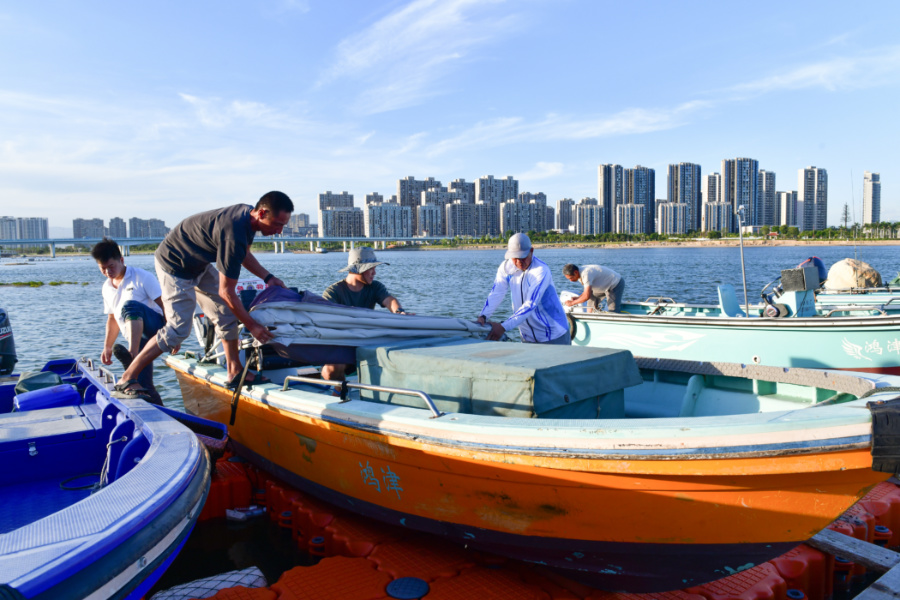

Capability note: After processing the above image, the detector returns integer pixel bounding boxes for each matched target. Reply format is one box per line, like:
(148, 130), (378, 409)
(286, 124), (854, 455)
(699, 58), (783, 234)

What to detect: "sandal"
(224, 371), (272, 390)
(113, 379), (149, 396)
(112, 344), (134, 370)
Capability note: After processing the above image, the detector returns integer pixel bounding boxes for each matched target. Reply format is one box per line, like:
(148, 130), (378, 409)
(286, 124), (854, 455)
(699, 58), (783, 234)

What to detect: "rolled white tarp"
(249, 300), (490, 347)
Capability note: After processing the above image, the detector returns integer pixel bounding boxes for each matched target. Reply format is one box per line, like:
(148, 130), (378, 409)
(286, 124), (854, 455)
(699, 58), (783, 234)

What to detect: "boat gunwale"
(169, 356), (887, 463)
(569, 306), (900, 328)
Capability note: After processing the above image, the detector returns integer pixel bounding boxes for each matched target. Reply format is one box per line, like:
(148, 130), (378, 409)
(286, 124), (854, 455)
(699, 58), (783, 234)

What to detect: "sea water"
(1, 244), (898, 410)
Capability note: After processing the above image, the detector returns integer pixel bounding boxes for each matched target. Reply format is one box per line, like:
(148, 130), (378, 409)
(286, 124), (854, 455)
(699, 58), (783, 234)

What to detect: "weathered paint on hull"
(175, 371), (886, 592)
(571, 315), (900, 374)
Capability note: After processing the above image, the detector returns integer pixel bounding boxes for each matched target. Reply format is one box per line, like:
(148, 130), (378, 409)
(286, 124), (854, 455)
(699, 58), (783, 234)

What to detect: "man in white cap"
(321, 246), (409, 380)
(477, 233), (570, 344)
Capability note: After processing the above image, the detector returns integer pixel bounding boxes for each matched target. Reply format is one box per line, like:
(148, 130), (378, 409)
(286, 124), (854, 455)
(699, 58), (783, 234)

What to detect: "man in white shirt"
(91, 239), (165, 405)
(562, 263), (625, 313)
(477, 233), (570, 344)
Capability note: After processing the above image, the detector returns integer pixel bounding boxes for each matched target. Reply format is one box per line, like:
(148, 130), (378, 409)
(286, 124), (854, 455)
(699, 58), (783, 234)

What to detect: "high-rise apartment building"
(667, 163), (701, 232)
(616, 203), (646, 235)
(545, 206), (554, 232)
(319, 207), (364, 238)
(500, 198), (547, 234)
(445, 201), (494, 238)
(475, 175), (518, 205)
(777, 191), (798, 228)
(0, 216), (18, 240)
(863, 172), (881, 225)
(289, 213), (310, 229)
(445, 202), (474, 238)
(597, 164), (624, 233)
(108, 217), (127, 239)
(365, 193), (384, 206)
(318, 191), (354, 210)
(574, 203), (604, 236)
(798, 167), (827, 231)
(129, 217), (168, 238)
(556, 198), (575, 231)
(449, 179), (475, 204)
(364, 203), (412, 238)
(286, 213), (315, 237)
(722, 158), (759, 229)
(73, 218), (106, 239)
(147, 219), (169, 237)
(656, 202), (689, 235)
(703, 173), (721, 204)
(473, 175), (518, 237)
(702, 203), (732, 233)
(421, 188), (463, 235)
(398, 176), (441, 234)
(757, 170), (777, 227)
(416, 204), (443, 237)
(16, 217), (49, 248)
(624, 166), (655, 233)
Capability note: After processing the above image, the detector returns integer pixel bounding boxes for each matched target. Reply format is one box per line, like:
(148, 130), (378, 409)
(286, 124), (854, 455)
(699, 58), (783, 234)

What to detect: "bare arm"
(566, 285), (593, 306)
(153, 297), (166, 321)
(101, 314), (120, 365)
(381, 295), (411, 314)
(218, 272), (274, 343)
(242, 251), (286, 288)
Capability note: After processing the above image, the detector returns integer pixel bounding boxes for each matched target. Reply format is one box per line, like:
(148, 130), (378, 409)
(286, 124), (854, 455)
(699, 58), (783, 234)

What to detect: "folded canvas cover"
(357, 338), (642, 419)
(248, 288), (489, 347)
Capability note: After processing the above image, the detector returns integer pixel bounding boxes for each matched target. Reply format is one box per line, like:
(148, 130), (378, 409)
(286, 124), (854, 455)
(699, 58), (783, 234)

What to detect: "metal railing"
(281, 375), (444, 418)
(822, 306), (887, 317)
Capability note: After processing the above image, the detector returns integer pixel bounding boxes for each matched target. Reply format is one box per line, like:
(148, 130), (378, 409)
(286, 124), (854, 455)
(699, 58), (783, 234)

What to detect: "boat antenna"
(851, 169), (858, 263)
(737, 205), (750, 316)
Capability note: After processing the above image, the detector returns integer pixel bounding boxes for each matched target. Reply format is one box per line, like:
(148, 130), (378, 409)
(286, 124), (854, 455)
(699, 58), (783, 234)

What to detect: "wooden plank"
(808, 528), (900, 572)
(855, 563), (900, 600)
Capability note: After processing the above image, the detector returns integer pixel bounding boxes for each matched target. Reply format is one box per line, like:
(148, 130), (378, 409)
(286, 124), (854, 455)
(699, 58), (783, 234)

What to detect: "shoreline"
(4, 239), (899, 258)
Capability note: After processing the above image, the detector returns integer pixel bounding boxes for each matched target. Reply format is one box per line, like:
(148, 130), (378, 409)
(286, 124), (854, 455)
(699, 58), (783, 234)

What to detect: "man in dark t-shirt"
(116, 191), (293, 393)
(321, 247), (408, 381)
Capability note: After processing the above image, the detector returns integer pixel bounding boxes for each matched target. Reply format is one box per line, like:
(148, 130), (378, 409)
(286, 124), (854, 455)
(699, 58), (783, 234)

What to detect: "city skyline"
(0, 2), (897, 225)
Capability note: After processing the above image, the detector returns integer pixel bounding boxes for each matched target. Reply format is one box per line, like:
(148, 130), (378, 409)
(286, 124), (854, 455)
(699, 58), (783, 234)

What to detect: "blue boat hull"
(0, 358), (213, 599)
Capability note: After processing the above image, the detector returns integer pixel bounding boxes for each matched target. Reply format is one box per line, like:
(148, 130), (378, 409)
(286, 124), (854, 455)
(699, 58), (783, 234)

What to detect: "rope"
(59, 473), (102, 491)
(92, 435), (129, 493)
(859, 386), (900, 400)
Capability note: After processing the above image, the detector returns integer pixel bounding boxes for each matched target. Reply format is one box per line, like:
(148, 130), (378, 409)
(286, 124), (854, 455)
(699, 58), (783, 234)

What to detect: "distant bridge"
(0, 235), (456, 257)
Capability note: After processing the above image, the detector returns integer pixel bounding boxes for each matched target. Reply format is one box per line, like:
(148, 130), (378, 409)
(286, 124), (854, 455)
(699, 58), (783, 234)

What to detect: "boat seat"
(717, 284), (746, 317)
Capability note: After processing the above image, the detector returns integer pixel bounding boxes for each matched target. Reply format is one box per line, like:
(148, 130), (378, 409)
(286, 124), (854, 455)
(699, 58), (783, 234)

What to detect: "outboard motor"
(0, 307), (17, 375)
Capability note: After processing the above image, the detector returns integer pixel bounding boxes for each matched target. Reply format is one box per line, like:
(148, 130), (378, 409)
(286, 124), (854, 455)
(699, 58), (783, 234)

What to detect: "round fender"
(566, 313), (578, 338)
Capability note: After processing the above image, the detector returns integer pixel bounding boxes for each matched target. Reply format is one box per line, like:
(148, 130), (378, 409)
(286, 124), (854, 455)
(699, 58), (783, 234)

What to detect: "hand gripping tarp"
(247, 287), (490, 364)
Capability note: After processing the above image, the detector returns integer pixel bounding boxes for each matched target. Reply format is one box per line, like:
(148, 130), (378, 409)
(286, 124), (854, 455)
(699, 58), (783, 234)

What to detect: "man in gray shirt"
(321, 247), (408, 381)
(116, 191), (293, 393)
(562, 263), (625, 313)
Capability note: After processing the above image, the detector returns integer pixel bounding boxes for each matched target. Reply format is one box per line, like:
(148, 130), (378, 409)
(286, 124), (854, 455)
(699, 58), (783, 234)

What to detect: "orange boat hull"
(175, 371), (887, 591)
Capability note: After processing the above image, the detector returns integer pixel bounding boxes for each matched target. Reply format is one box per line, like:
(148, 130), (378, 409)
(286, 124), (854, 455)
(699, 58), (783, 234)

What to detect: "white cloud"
(728, 45), (900, 95)
(426, 101), (709, 156)
(320, 0), (521, 114)
(518, 161), (564, 181)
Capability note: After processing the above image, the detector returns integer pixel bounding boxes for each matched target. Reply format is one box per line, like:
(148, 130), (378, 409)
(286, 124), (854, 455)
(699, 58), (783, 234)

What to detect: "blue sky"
(1, 0), (898, 233)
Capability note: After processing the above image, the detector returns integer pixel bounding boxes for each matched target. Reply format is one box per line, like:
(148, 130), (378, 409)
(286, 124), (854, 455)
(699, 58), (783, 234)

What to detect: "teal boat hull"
(570, 306), (900, 375)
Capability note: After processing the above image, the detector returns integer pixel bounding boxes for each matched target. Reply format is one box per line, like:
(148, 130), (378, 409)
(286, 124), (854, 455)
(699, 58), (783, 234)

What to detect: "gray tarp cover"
(249, 301), (490, 346)
(357, 337), (643, 417)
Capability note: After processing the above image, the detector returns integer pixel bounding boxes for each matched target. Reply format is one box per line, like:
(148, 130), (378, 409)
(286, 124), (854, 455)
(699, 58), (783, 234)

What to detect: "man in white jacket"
(477, 233), (570, 344)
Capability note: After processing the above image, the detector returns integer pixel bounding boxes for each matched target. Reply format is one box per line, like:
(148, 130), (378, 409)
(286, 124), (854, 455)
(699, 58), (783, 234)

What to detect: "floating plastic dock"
(156, 456), (900, 600)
